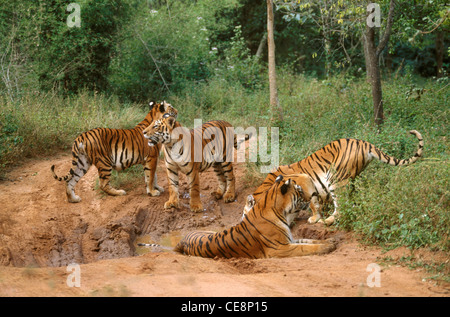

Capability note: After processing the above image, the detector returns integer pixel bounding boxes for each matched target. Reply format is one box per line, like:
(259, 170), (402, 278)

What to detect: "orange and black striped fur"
(245, 130), (424, 225)
(174, 175), (336, 258)
(51, 101), (178, 203)
(143, 115), (249, 212)
(243, 173), (320, 226)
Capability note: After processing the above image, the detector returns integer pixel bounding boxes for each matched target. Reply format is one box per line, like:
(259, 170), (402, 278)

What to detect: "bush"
(338, 163), (449, 251)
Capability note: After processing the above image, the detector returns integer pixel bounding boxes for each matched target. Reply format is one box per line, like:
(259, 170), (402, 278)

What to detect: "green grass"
(0, 90), (146, 170)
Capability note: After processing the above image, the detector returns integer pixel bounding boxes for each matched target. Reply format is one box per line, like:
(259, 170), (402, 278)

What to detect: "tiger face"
(143, 113), (176, 147)
(272, 175), (305, 221)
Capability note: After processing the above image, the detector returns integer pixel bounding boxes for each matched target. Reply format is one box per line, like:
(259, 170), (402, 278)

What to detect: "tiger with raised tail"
(243, 130), (424, 225)
(174, 175), (336, 258)
(143, 114), (249, 212)
(51, 101), (178, 203)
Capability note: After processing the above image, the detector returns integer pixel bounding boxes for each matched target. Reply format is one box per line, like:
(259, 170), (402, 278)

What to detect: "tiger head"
(147, 100), (178, 121)
(143, 113), (177, 147)
(252, 175), (304, 224)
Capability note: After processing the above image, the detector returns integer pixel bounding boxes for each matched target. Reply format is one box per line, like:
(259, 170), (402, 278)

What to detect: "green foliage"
(108, 0), (240, 101)
(338, 163), (449, 251)
(0, 0), (134, 98)
(0, 112), (24, 168)
(0, 91), (145, 170)
(208, 25), (265, 90)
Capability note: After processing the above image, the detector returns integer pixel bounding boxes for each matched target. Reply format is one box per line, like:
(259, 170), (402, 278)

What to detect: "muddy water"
(135, 231), (183, 255)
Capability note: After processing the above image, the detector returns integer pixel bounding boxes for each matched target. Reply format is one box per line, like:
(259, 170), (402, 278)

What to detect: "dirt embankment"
(0, 153), (448, 297)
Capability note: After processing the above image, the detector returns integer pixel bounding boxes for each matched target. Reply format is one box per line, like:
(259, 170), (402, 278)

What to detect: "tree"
(363, 0), (395, 127)
(267, 0), (283, 123)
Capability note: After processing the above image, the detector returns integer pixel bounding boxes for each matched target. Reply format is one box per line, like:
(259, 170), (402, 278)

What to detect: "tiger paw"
(164, 200), (179, 209)
(147, 188), (161, 197)
(67, 195), (82, 203)
(211, 190), (224, 200)
(223, 192), (236, 203)
(307, 215), (321, 224)
(244, 195), (255, 211)
(324, 215), (335, 226)
(190, 202), (204, 213)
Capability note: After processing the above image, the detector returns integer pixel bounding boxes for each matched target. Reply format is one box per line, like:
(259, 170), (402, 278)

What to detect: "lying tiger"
(51, 101), (177, 203)
(174, 175), (336, 258)
(243, 173), (321, 225)
(143, 114), (249, 212)
(243, 130), (424, 225)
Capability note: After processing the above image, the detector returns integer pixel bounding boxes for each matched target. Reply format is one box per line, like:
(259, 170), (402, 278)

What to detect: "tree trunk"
(364, 0), (395, 128)
(267, 0), (283, 123)
(365, 26), (384, 127)
(436, 30), (444, 78)
(363, 35), (372, 81)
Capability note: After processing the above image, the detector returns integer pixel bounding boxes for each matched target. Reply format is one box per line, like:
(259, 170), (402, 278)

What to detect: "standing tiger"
(243, 130), (424, 225)
(174, 175), (336, 258)
(51, 101), (178, 203)
(143, 114), (249, 212)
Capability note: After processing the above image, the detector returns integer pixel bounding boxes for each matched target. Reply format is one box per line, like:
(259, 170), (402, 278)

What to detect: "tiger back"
(51, 101), (177, 203)
(174, 175), (336, 258)
(251, 130), (424, 225)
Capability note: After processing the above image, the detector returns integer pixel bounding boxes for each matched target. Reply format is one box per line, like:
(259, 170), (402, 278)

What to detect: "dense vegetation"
(0, 0), (448, 276)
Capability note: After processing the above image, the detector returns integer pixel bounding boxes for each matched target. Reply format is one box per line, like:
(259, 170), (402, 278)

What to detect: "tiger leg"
(65, 154), (91, 203)
(97, 165), (126, 196)
(164, 163), (179, 210)
(187, 167), (203, 212)
(319, 188), (338, 225)
(144, 154), (162, 196)
(267, 240), (336, 258)
(307, 194), (322, 223)
(211, 163), (227, 200)
(221, 162), (236, 203)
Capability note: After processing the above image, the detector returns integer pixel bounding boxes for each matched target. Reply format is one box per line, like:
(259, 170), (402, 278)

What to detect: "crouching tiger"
(174, 175), (336, 258)
(143, 114), (249, 212)
(51, 101), (178, 203)
(243, 130), (424, 225)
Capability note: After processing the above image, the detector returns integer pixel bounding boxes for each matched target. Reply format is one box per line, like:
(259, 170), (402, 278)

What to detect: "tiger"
(51, 101), (178, 203)
(142, 114), (249, 212)
(174, 175), (336, 258)
(243, 130), (424, 225)
(243, 173), (321, 225)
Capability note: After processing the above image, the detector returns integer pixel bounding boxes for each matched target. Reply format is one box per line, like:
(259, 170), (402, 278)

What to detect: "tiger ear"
(149, 101), (155, 110)
(167, 116), (176, 128)
(159, 101), (165, 113)
(275, 175), (284, 183)
(280, 179), (291, 195)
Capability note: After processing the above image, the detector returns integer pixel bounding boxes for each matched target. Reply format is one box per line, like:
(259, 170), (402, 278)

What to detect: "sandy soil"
(0, 153), (448, 297)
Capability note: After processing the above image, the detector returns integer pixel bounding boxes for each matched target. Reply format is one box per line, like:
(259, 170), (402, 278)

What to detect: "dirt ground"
(0, 153), (448, 297)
